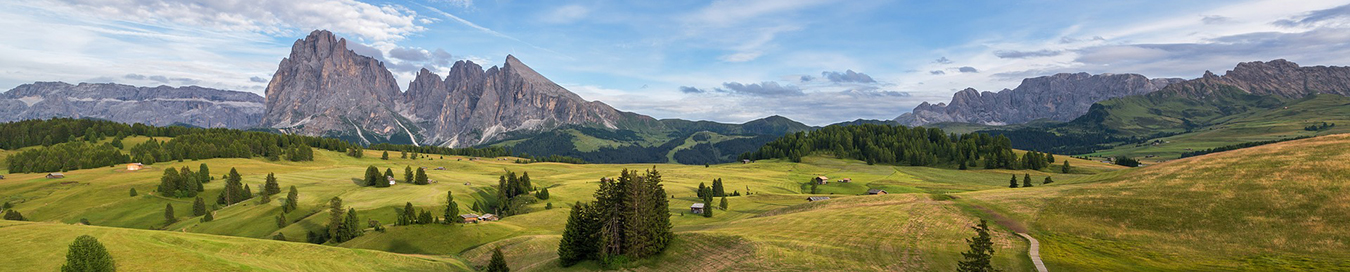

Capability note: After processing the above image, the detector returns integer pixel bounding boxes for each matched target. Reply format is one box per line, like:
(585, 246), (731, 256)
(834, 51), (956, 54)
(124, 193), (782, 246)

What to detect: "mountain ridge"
(896, 72), (1184, 126)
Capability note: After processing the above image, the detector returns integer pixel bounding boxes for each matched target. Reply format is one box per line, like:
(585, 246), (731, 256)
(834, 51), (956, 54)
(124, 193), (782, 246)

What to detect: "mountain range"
(0, 82), (262, 128)
(895, 72), (1184, 126)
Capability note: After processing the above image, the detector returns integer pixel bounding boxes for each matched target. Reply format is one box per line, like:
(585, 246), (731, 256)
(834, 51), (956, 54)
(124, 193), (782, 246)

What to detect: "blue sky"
(4, 0), (1350, 125)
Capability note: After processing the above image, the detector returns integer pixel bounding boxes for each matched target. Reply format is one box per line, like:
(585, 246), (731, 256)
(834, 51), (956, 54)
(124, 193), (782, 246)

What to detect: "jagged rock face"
(0, 82), (263, 128)
(1186, 59), (1350, 98)
(895, 73), (1183, 126)
(262, 30), (407, 143)
(406, 56), (638, 147)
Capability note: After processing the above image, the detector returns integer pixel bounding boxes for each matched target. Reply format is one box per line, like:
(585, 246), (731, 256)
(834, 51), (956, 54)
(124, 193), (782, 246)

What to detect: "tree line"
(743, 124), (1025, 169)
(558, 168), (673, 267)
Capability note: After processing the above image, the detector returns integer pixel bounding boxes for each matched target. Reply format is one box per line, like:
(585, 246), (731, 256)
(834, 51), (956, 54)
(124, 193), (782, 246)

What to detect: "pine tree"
(402, 202), (416, 225)
(341, 208), (362, 242)
(1022, 174), (1033, 187)
(243, 184), (254, 199)
(1008, 174), (1019, 188)
(384, 168), (394, 182)
(381, 151), (389, 160)
(264, 173), (280, 195)
(273, 233), (287, 241)
(415, 167), (428, 185)
(327, 197), (344, 240)
(697, 182), (706, 198)
(1046, 153), (1056, 163)
(129, 188), (137, 197)
(487, 247), (510, 272)
(445, 191), (460, 223)
(284, 186), (299, 213)
(957, 220), (998, 272)
(225, 168), (243, 205)
(519, 172), (533, 193)
(276, 213), (288, 228)
(60, 235), (115, 272)
(719, 196), (728, 210)
(192, 196), (207, 216)
(712, 178), (725, 197)
(1061, 160), (1071, 174)
(535, 188), (550, 200)
(199, 163), (210, 183)
(163, 203), (176, 225)
(202, 211), (213, 222)
(546, 203), (554, 209)
(558, 202), (595, 267)
(1043, 176), (1054, 185)
(702, 197), (714, 218)
(404, 166), (414, 184)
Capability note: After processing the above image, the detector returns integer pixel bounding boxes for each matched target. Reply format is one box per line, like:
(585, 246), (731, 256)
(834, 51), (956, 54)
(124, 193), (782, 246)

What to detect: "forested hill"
(746, 124), (1055, 170)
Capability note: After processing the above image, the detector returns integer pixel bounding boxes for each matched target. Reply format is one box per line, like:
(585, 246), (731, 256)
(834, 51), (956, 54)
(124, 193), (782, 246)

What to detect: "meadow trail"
(970, 204), (1045, 272)
(1016, 233), (1048, 272)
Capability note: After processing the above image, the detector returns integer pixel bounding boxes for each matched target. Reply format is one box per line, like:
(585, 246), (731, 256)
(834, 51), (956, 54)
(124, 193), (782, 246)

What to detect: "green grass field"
(8, 134), (1345, 271)
(0, 144), (1130, 271)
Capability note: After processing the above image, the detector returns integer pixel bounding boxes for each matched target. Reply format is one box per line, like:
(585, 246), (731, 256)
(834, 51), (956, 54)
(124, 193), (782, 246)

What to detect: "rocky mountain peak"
(262, 29), (405, 144)
(896, 72), (1182, 126)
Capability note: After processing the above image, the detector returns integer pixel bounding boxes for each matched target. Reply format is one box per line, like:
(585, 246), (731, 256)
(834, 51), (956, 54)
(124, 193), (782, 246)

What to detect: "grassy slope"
(0, 221), (468, 271)
(1, 145), (1120, 271)
(1091, 94), (1350, 160)
(962, 134), (1350, 271)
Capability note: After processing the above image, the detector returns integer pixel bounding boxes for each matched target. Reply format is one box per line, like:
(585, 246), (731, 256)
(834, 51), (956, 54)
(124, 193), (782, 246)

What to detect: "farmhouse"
(839, 178), (852, 183)
(741, 159), (751, 164)
(867, 189), (888, 195)
(807, 196), (831, 202)
(46, 173), (65, 179)
(460, 214), (480, 223)
(478, 214), (498, 221)
(814, 176), (829, 184)
(126, 163), (144, 171)
(690, 203), (706, 214)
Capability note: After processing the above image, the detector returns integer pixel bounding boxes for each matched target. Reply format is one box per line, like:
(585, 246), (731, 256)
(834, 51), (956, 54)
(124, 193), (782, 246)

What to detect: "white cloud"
(45, 0), (424, 42)
(541, 5), (590, 24)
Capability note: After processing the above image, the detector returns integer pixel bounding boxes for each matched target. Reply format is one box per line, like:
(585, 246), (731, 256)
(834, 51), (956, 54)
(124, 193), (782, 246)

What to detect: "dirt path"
(969, 204), (1046, 271)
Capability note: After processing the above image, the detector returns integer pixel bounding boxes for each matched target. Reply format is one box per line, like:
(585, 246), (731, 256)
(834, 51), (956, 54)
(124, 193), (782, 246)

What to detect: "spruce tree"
(1061, 160), (1071, 174)
(273, 233), (286, 241)
(243, 184), (254, 199)
(702, 198), (714, 218)
(404, 166), (414, 184)
(342, 208), (361, 242)
(202, 211), (213, 222)
(284, 186), (299, 213)
(1043, 176), (1054, 185)
(697, 182), (706, 198)
(957, 220), (998, 272)
(60, 235), (115, 272)
(535, 188), (550, 200)
(163, 203), (176, 225)
(719, 196), (728, 210)
(1022, 174), (1033, 187)
(445, 191), (460, 223)
(327, 197), (344, 240)
(402, 202), (416, 225)
(264, 173), (280, 195)
(276, 213), (288, 228)
(381, 151), (389, 160)
(129, 188), (137, 197)
(1008, 174), (1019, 188)
(712, 178), (725, 197)
(192, 196), (206, 216)
(487, 247), (510, 272)
(384, 168), (394, 182)
(415, 167), (428, 185)
(199, 163), (210, 183)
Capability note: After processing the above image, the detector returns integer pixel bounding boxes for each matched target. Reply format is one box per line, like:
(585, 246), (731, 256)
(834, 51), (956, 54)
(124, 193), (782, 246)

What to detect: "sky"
(3, 0), (1350, 125)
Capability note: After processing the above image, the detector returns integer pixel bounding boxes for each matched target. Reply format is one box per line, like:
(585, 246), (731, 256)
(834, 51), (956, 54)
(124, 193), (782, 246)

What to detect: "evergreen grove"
(743, 124), (1047, 170)
(558, 168), (673, 267)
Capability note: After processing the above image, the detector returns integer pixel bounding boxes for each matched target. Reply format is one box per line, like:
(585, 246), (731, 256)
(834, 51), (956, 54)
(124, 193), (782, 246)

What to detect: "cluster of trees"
(744, 124), (1022, 169)
(7, 141), (131, 173)
(157, 164), (211, 198)
(1008, 174), (1052, 188)
(214, 168), (252, 206)
(3, 118), (354, 173)
(311, 197), (362, 244)
(1179, 136), (1312, 158)
(396, 202), (437, 225)
(558, 168), (673, 267)
(363, 166), (390, 187)
(368, 143), (510, 158)
(1113, 156), (1141, 167)
(3, 209), (24, 221)
(492, 172), (537, 217)
(1305, 122), (1336, 131)
(1018, 151), (1055, 170)
(514, 154), (586, 164)
(697, 178), (730, 198)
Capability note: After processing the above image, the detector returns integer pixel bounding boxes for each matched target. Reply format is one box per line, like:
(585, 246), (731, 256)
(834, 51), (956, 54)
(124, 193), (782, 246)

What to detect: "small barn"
(690, 203), (706, 214)
(807, 196), (831, 202)
(46, 173), (65, 179)
(478, 214), (499, 221)
(126, 163), (144, 171)
(867, 189), (888, 195)
(814, 176), (829, 184)
(461, 214), (480, 223)
(741, 159), (751, 164)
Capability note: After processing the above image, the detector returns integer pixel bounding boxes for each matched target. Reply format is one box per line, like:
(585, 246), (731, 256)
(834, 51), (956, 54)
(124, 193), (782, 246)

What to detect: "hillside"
(0, 134), (1124, 271)
(0, 221), (468, 271)
(960, 134), (1350, 270)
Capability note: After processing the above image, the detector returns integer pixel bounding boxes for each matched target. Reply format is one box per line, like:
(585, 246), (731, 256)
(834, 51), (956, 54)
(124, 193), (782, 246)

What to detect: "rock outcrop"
(895, 73), (1183, 126)
(261, 30), (408, 144)
(1180, 59), (1350, 98)
(0, 82), (263, 128)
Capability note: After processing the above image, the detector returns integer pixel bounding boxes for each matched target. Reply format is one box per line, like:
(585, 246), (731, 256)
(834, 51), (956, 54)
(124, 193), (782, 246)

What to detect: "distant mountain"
(0, 82), (263, 128)
(896, 73), (1183, 126)
(263, 30), (656, 147)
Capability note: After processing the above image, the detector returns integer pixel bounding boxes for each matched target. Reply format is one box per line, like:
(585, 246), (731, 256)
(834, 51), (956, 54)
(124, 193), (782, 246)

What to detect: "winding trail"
(1016, 232), (1048, 272)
